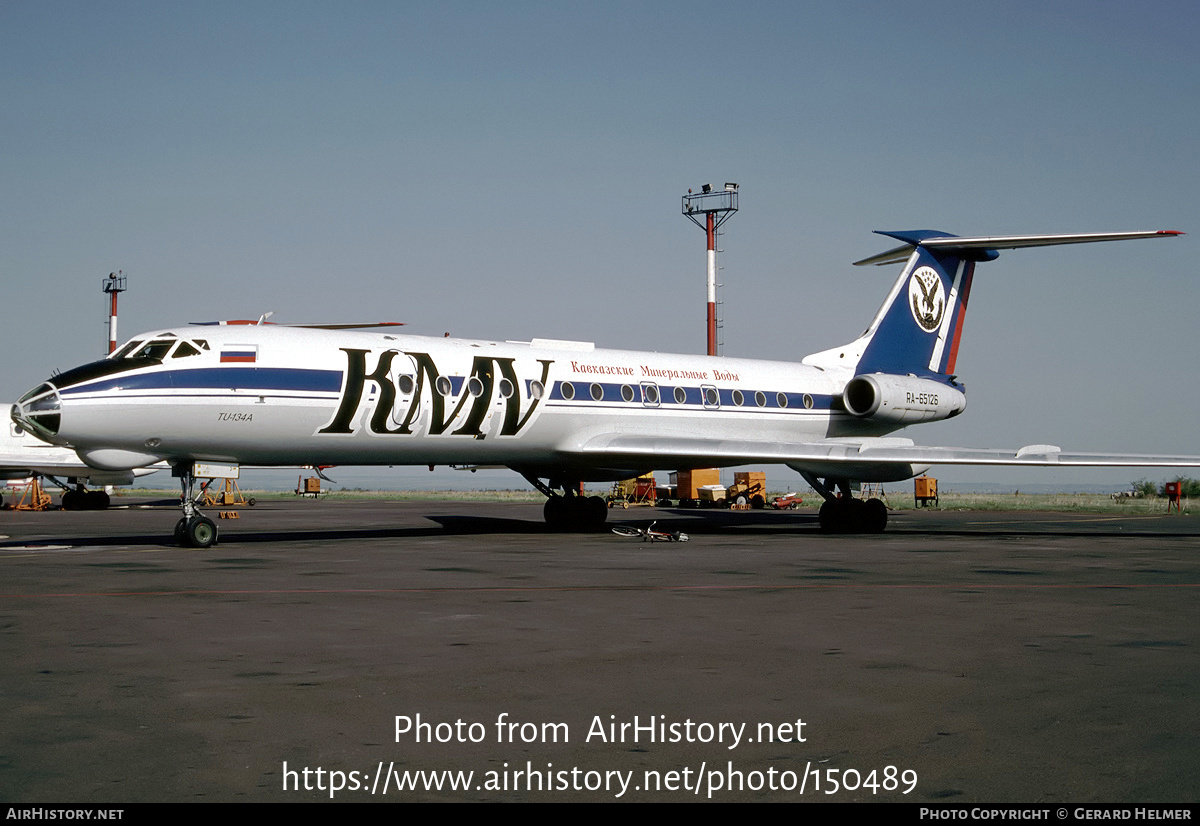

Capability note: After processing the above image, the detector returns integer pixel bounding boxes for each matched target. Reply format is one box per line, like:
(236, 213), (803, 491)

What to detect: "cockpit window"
(111, 340), (144, 359)
(172, 342), (202, 359)
(111, 336), (209, 361)
(134, 341), (176, 362)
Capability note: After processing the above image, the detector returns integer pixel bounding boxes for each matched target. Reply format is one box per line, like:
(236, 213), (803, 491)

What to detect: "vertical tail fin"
(854, 232), (977, 377)
(802, 229), (1180, 379)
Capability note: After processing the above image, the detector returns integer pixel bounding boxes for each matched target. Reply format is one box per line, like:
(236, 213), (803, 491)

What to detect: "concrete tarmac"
(0, 499), (1196, 802)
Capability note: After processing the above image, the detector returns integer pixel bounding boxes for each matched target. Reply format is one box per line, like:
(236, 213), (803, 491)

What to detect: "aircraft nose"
(13, 382), (66, 444)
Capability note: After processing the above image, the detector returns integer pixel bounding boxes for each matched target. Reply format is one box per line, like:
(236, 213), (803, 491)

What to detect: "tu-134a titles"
(12, 228), (1195, 547)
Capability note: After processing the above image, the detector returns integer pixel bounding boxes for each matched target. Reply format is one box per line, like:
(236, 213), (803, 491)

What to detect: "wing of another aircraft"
(0, 420), (163, 510)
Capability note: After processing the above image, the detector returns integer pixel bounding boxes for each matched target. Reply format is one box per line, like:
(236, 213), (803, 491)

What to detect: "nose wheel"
(174, 463), (219, 548)
(175, 515), (218, 548)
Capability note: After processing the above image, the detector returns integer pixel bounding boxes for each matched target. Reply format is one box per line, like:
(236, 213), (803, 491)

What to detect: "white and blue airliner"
(12, 229), (1193, 547)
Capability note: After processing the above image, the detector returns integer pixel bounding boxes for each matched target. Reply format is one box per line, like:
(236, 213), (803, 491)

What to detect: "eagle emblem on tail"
(908, 267), (946, 333)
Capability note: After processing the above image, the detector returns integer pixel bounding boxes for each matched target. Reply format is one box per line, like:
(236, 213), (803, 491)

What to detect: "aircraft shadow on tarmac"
(3, 507), (1197, 550)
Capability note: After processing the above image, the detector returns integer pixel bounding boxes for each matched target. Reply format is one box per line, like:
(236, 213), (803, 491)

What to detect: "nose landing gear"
(174, 463), (218, 548)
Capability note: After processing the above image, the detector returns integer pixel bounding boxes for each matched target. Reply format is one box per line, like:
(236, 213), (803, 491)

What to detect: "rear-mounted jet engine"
(842, 373), (966, 424)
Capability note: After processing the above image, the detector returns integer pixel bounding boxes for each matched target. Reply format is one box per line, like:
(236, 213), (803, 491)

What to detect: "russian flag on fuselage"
(220, 345), (258, 363)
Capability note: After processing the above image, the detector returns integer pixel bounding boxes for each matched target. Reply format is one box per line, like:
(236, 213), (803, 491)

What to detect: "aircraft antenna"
(102, 271), (127, 354)
(682, 183), (738, 356)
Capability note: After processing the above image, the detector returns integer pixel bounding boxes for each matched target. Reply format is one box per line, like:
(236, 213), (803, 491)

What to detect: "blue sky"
(3, 1), (1197, 489)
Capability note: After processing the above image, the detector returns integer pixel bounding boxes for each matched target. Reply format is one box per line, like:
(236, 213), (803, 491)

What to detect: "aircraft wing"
(571, 434), (1200, 474)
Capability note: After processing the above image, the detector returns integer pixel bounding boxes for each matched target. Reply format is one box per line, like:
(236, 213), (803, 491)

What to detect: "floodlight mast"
(682, 183), (738, 356)
(102, 271), (127, 354)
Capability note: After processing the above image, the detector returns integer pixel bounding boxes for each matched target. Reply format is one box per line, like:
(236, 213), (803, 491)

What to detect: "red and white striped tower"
(705, 210), (717, 354)
(102, 271), (127, 354)
(682, 184), (738, 356)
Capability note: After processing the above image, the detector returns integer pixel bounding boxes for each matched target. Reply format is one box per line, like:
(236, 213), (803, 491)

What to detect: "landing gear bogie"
(543, 494), (608, 532)
(818, 497), (888, 534)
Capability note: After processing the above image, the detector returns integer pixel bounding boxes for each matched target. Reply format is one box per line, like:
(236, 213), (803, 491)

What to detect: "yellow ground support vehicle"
(726, 471), (767, 509)
(608, 473), (656, 507)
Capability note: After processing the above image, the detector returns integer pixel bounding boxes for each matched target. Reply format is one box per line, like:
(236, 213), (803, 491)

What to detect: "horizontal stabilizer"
(854, 230), (1182, 266)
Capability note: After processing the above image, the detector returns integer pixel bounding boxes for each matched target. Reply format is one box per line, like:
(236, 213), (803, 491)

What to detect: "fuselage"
(12, 324), (931, 479)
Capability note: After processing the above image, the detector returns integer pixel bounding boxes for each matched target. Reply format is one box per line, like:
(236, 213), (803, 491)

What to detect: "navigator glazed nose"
(12, 382), (65, 444)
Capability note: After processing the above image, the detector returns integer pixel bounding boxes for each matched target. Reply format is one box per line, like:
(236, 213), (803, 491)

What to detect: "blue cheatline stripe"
(549, 381), (834, 411)
(61, 367), (345, 395)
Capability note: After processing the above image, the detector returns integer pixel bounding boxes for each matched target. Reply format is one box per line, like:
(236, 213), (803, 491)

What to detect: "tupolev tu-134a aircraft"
(12, 229), (1194, 547)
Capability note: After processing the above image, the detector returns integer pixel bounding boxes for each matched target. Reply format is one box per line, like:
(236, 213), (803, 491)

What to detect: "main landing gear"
(801, 473), (888, 534)
(817, 496), (888, 534)
(173, 462), (218, 548)
(522, 473), (609, 531)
